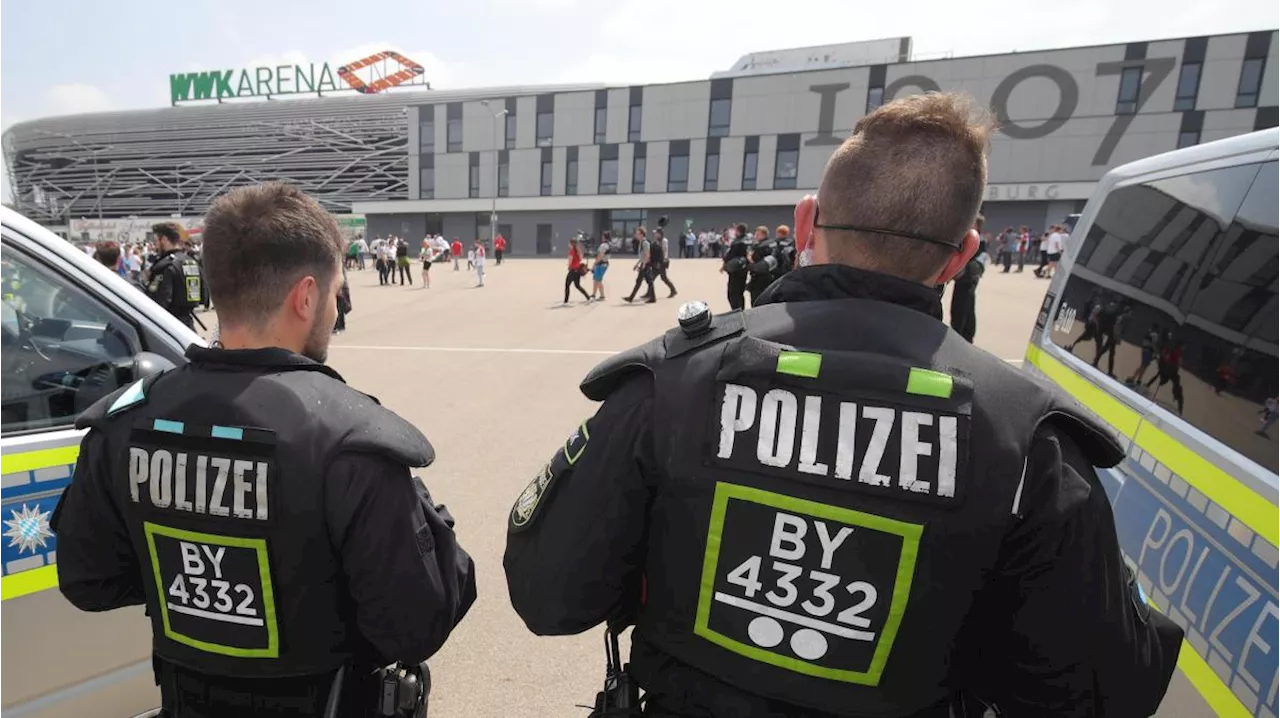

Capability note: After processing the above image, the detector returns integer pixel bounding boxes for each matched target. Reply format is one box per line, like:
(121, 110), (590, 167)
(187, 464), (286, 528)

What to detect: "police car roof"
(1100, 128), (1279, 189)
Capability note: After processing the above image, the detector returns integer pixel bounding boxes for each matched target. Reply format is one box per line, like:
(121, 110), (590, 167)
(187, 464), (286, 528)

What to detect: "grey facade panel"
(797, 136), (829, 190)
(407, 107), (421, 199)
(643, 82), (711, 141)
(555, 91), (594, 147)
(436, 152), (470, 199)
(510, 149), (542, 196)
(367, 213), (427, 244)
(756, 135), (778, 191)
(648, 142), (670, 191)
(516, 95), (538, 148)
(1201, 34), (1250, 109)
(607, 88), (630, 144)
(442, 213), (474, 243)
(579, 144), (600, 196)
(1261, 36), (1280, 106)
(720, 136), (745, 192)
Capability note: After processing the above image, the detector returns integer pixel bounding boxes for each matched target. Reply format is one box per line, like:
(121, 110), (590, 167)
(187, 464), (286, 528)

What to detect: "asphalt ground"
(215, 256), (1209, 717)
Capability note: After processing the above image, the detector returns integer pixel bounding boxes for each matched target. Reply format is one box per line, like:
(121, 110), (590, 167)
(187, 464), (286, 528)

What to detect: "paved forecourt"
(271, 257), (1207, 717)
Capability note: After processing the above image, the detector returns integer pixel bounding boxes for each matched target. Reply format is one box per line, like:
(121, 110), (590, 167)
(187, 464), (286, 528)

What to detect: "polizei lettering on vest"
(129, 447), (269, 520)
(717, 383), (960, 500)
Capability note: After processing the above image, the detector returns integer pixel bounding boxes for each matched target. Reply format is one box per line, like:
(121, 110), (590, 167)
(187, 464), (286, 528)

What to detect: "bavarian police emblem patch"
(694, 482), (922, 685)
(509, 420), (590, 531)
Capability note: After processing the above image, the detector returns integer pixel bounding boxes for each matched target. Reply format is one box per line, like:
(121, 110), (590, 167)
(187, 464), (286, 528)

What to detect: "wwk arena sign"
(169, 51), (431, 105)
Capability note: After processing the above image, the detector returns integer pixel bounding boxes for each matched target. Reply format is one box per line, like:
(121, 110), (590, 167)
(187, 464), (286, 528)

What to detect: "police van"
(1024, 129), (1278, 718)
(1, 207), (201, 717)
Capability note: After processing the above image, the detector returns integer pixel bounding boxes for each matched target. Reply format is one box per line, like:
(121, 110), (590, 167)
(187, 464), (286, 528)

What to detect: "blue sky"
(2, 0), (1276, 199)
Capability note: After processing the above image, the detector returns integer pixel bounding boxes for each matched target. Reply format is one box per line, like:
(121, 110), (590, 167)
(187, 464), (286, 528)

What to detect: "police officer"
(504, 93), (1182, 717)
(721, 223), (751, 310)
(147, 222), (206, 329)
(948, 214), (985, 343)
(746, 225), (781, 307)
(53, 183), (477, 718)
(771, 225), (796, 283)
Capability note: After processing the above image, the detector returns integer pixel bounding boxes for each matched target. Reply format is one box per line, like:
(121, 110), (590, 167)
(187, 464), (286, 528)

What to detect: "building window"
(600, 159), (619, 194)
(594, 107), (607, 144)
(498, 152), (510, 197)
(419, 115), (435, 153)
(469, 153), (480, 198)
(505, 114), (517, 149)
(628, 105), (642, 143)
(566, 146), (578, 196)
(536, 112), (553, 147)
(1236, 58), (1266, 108)
(540, 159), (553, 196)
(446, 103), (463, 152)
(1177, 130), (1200, 149)
(419, 155), (434, 200)
(1116, 67), (1142, 114)
(632, 143), (646, 193)
(774, 134), (800, 190)
(1174, 62), (1201, 111)
(704, 137), (720, 191)
(866, 86), (884, 113)
(743, 136), (759, 191)
(667, 140), (689, 193)
(708, 98), (731, 137)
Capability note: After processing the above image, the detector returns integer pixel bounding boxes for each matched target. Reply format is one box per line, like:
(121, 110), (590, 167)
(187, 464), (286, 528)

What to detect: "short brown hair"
(93, 242), (120, 268)
(201, 183), (342, 327)
(152, 222), (184, 244)
(818, 92), (994, 281)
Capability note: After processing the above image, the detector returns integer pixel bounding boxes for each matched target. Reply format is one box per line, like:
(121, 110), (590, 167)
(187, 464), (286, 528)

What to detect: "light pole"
(33, 129), (112, 231)
(480, 100), (509, 249)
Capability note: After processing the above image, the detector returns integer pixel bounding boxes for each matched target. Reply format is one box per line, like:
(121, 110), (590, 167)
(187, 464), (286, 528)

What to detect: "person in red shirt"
(450, 238), (463, 271)
(562, 235), (592, 305)
(494, 234), (507, 265)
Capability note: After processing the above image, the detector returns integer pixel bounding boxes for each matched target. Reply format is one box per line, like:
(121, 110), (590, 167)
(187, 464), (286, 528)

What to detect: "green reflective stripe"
(777, 351), (822, 379)
(0, 565), (59, 601)
(906, 368), (953, 398)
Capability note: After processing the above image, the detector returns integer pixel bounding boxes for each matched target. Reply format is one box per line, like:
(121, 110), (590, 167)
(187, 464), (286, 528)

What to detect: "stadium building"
(4, 31), (1277, 254)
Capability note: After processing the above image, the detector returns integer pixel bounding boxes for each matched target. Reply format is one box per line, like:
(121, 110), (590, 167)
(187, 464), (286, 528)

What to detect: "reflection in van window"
(1050, 161), (1277, 472)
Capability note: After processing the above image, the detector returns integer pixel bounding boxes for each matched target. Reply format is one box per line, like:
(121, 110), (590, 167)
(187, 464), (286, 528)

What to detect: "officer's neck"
(215, 323), (307, 357)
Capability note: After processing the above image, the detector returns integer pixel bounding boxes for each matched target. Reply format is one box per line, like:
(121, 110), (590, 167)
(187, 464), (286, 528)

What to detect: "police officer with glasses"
(504, 92), (1182, 718)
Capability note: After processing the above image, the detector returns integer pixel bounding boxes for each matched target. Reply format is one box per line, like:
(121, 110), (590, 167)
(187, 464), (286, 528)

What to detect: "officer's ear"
(793, 195), (817, 259)
(933, 228), (981, 284)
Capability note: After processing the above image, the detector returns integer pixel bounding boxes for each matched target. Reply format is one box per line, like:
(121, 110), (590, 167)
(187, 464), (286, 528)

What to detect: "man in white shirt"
(355, 236), (369, 270)
(473, 238), (487, 287)
(1041, 225), (1067, 279)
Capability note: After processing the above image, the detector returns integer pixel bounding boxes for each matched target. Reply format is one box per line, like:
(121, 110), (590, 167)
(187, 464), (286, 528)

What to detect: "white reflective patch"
(898, 412), (933, 494)
(797, 396), (829, 476)
(718, 384), (758, 459)
(858, 407), (894, 488)
(833, 402), (858, 481)
(937, 416), (958, 498)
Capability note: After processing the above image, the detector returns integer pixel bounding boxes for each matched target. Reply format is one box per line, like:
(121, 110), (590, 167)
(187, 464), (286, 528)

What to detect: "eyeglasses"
(813, 206), (961, 250)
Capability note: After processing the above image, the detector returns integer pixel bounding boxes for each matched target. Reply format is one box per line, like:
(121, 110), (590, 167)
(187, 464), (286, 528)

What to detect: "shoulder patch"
(579, 337), (663, 402)
(509, 420), (590, 531)
(108, 379), (146, 416)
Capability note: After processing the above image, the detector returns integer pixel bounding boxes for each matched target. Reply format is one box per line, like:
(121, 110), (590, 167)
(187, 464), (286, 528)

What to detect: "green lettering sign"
(168, 57), (423, 105)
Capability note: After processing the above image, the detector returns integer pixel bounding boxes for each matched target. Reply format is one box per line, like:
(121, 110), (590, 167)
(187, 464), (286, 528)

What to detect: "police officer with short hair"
(147, 222), (205, 329)
(504, 93), (1182, 717)
(53, 183), (477, 718)
(746, 225), (783, 307)
(721, 223), (751, 310)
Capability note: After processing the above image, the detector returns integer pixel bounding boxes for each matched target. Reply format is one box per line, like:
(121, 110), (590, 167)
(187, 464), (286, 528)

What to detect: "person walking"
(473, 238), (487, 287)
(420, 238), (437, 289)
(589, 233), (611, 301)
(721, 223), (750, 310)
(451, 238), (463, 271)
(623, 227), (656, 304)
(396, 237), (413, 286)
(653, 227), (677, 298)
(503, 92), (1182, 718)
(562, 236), (592, 305)
(1016, 225), (1030, 272)
(495, 233), (507, 265)
(334, 268), (351, 333)
(52, 183), (476, 718)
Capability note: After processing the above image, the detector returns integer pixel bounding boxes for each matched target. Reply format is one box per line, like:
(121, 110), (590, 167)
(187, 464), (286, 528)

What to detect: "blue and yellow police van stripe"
(1026, 344), (1279, 718)
(0, 445), (79, 601)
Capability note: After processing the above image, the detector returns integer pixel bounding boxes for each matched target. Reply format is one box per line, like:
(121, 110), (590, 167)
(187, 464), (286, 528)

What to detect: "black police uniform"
(505, 263), (1183, 717)
(147, 248), (205, 329)
(948, 255), (983, 343)
(52, 346), (477, 718)
(746, 237), (781, 307)
(721, 236), (751, 311)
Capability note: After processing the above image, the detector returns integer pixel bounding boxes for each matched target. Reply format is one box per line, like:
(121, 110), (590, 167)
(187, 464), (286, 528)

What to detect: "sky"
(2, 0), (1277, 202)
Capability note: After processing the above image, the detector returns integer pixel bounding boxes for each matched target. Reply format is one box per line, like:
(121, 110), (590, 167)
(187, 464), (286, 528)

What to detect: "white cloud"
(45, 83), (114, 116)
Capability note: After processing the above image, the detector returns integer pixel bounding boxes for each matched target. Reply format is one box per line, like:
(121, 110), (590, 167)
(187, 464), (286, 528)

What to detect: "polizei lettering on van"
(713, 383), (968, 504)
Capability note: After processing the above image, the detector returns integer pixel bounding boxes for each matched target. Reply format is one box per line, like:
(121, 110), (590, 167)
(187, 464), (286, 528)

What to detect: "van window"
(1049, 161), (1277, 472)
(1, 244), (142, 434)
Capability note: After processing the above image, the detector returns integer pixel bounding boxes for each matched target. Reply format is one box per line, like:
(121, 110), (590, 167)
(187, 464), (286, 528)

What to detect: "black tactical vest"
(581, 293), (1120, 715)
(76, 347), (434, 679)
